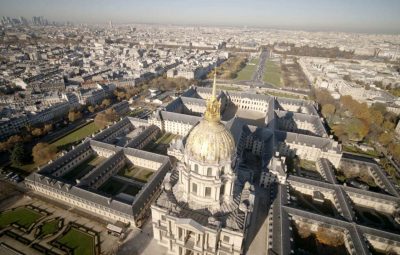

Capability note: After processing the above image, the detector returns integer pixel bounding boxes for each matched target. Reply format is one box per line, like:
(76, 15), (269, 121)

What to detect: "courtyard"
(118, 165), (154, 183)
(98, 178), (126, 196)
(61, 155), (106, 182)
(353, 205), (400, 234)
(143, 132), (179, 155)
(291, 221), (350, 255)
(289, 188), (338, 217)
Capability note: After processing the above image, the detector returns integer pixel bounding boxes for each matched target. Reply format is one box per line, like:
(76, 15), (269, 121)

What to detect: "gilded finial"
(212, 67), (217, 99)
(204, 66), (220, 122)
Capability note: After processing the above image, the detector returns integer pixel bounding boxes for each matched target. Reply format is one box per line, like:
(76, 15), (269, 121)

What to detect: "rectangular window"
(205, 187), (211, 197)
(192, 183), (197, 194)
(223, 235), (230, 243)
(207, 167), (212, 176)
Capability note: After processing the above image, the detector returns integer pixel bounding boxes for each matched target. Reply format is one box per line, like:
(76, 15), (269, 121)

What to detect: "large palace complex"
(25, 75), (400, 254)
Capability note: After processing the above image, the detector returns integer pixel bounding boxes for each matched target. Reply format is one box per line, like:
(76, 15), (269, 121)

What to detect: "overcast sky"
(1, 0), (400, 34)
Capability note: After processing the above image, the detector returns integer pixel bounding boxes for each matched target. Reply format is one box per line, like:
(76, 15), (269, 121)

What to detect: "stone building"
(151, 74), (254, 255)
(25, 117), (171, 228)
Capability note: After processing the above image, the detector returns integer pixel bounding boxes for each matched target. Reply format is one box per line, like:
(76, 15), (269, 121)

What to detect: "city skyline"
(1, 0), (400, 34)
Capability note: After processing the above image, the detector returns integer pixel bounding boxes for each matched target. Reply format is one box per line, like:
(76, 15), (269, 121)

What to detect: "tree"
(345, 118), (369, 141)
(43, 123), (53, 133)
(370, 110), (384, 126)
(315, 89), (335, 106)
(11, 143), (28, 165)
(94, 109), (119, 129)
(32, 143), (57, 166)
(321, 104), (336, 122)
(88, 105), (95, 113)
(332, 124), (347, 142)
(382, 121), (395, 131)
(316, 227), (344, 247)
(340, 95), (356, 111)
(101, 98), (111, 107)
(378, 132), (393, 146)
(0, 141), (9, 152)
(7, 135), (23, 144)
(0, 135), (24, 152)
(388, 143), (400, 163)
(296, 222), (312, 238)
(68, 110), (82, 122)
(31, 127), (43, 137)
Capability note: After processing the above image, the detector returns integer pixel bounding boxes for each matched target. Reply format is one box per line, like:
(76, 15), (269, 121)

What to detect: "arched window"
(207, 167), (212, 176)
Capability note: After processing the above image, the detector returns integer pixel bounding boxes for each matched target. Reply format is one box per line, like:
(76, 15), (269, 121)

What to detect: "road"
(252, 49), (269, 83)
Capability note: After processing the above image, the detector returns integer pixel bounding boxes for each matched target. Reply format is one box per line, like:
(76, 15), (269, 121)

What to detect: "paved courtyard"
(117, 216), (168, 255)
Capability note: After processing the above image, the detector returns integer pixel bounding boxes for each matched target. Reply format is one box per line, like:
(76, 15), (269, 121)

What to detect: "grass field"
(10, 162), (38, 173)
(57, 227), (95, 255)
(143, 132), (178, 155)
(343, 144), (380, 158)
(0, 207), (43, 229)
(51, 122), (101, 151)
(39, 218), (61, 236)
(62, 155), (105, 182)
(129, 108), (145, 117)
(235, 58), (259, 81)
(299, 159), (317, 171)
(263, 60), (282, 87)
(119, 165), (154, 183)
(264, 91), (306, 100)
(217, 85), (242, 91)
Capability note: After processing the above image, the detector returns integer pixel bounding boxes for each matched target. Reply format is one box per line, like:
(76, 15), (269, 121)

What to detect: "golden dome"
(185, 68), (235, 163)
(185, 120), (235, 163)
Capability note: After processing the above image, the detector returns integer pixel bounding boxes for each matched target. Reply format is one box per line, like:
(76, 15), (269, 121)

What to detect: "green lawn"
(143, 132), (178, 155)
(62, 155), (105, 182)
(57, 227), (95, 255)
(263, 60), (282, 87)
(299, 159), (317, 171)
(51, 122), (100, 150)
(217, 85), (242, 91)
(9, 162), (38, 174)
(156, 133), (178, 145)
(129, 108), (144, 117)
(39, 218), (61, 236)
(0, 207), (43, 229)
(235, 58), (259, 81)
(264, 91), (306, 100)
(119, 165), (154, 183)
(343, 144), (380, 158)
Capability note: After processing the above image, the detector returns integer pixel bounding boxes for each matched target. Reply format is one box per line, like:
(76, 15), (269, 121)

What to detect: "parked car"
(5, 172), (14, 179)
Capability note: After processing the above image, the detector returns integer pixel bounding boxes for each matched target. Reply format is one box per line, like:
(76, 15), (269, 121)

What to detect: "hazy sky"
(1, 0), (400, 34)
